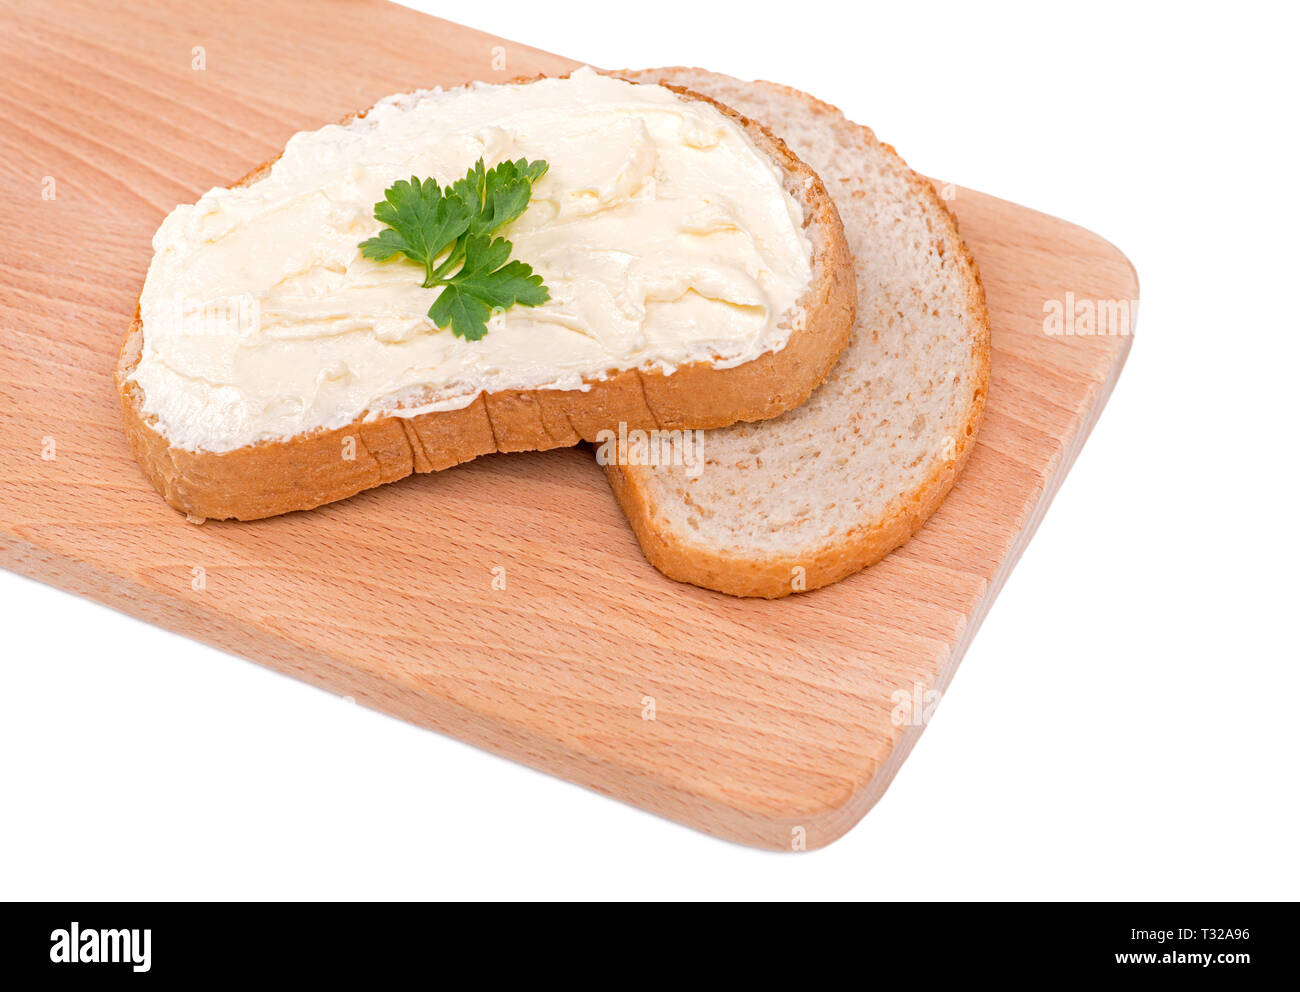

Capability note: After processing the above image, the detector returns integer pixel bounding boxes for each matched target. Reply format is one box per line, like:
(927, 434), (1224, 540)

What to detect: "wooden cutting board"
(0, 0), (1136, 849)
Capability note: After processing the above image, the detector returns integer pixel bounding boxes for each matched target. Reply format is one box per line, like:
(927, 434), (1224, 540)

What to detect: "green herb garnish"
(359, 159), (550, 341)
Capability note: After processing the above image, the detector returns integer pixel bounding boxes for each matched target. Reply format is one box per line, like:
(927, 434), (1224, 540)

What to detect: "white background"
(3, 0), (1296, 900)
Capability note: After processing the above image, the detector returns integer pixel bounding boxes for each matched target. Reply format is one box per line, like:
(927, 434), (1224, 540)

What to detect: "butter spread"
(132, 67), (814, 453)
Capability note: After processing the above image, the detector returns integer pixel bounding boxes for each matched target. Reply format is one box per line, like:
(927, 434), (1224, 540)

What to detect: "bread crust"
(603, 69), (992, 598)
(117, 74), (856, 521)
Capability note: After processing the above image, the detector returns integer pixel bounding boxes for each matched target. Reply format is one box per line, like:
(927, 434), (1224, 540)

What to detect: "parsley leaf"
(452, 158), (550, 237)
(427, 235), (549, 341)
(358, 159), (550, 339)
(358, 176), (470, 286)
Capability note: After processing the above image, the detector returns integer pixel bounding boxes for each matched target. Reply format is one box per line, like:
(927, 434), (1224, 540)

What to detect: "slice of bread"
(603, 69), (991, 598)
(117, 73), (856, 521)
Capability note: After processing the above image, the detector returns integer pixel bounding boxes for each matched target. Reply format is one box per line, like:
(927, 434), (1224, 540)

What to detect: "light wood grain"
(0, 0), (1135, 848)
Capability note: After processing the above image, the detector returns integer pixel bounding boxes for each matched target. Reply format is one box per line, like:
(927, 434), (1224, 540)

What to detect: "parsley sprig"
(359, 159), (550, 341)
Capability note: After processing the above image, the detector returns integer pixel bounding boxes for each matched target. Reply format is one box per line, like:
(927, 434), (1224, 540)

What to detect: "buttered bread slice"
(118, 68), (854, 520)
